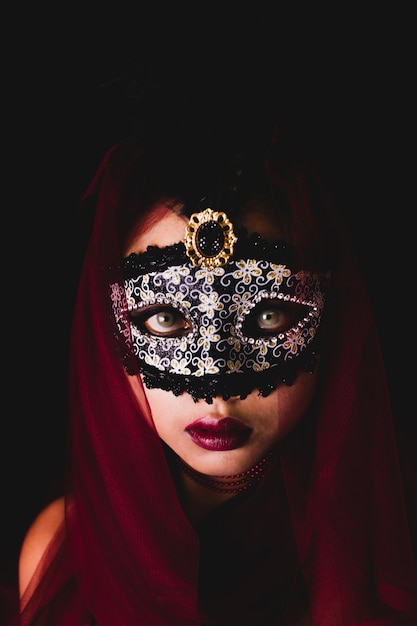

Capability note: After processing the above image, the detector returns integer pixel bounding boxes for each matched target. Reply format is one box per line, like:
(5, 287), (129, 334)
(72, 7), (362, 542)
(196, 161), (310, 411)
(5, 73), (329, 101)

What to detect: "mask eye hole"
(129, 305), (192, 338)
(242, 299), (311, 338)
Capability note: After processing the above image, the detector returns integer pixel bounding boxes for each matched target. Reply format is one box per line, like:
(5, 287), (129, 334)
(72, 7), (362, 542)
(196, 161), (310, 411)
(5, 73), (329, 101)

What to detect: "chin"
(180, 444), (272, 477)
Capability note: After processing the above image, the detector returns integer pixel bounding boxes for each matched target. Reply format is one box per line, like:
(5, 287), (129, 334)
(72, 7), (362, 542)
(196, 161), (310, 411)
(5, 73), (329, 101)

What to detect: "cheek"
(251, 372), (317, 445)
(124, 371), (179, 430)
(138, 383), (196, 434)
(263, 369), (319, 441)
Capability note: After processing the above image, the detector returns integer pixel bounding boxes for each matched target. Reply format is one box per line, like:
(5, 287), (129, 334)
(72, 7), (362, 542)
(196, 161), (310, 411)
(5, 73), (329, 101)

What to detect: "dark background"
(2, 8), (414, 591)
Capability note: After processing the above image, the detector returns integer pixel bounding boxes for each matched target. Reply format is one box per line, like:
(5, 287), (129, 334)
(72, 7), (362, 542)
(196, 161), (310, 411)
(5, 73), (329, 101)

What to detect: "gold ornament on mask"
(183, 208), (238, 269)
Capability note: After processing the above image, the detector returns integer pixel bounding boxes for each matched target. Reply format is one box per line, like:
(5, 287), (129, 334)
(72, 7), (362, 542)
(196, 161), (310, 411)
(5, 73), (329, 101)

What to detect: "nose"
(209, 393), (247, 409)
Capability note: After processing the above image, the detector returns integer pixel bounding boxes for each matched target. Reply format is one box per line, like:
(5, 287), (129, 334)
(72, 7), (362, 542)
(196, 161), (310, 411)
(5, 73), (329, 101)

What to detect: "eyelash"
(129, 300), (310, 339)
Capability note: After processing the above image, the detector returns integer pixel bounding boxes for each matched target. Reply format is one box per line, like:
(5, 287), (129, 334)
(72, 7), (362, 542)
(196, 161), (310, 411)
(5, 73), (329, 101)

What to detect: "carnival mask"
(111, 208), (329, 403)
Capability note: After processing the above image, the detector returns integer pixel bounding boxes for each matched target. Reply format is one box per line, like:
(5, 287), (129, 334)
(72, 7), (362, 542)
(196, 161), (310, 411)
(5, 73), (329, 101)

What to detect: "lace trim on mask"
(121, 231), (294, 278)
(123, 345), (319, 403)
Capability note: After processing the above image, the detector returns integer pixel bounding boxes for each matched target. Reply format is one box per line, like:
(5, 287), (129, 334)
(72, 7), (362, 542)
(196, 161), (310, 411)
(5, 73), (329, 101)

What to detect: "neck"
(164, 445), (277, 524)
(176, 451), (276, 524)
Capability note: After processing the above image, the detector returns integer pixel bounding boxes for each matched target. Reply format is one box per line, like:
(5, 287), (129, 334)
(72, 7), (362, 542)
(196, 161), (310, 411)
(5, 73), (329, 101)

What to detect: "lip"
(185, 416), (252, 451)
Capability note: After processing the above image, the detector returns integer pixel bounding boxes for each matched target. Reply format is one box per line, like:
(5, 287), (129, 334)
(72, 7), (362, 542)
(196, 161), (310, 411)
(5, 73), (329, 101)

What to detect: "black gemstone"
(196, 221), (225, 257)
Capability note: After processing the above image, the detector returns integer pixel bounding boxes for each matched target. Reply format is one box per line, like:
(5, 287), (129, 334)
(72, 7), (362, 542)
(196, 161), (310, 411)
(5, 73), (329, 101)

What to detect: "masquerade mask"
(111, 209), (329, 403)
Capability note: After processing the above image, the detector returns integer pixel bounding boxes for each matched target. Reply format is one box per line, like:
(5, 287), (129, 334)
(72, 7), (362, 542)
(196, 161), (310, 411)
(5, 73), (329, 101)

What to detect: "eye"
(243, 299), (311, 337)
(129, 306), (192, 337)
(257, 308), (286, 330)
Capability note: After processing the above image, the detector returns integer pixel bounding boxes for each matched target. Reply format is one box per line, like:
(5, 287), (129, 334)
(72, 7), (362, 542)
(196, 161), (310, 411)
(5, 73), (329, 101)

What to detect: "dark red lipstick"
(185, 416), (252, 451)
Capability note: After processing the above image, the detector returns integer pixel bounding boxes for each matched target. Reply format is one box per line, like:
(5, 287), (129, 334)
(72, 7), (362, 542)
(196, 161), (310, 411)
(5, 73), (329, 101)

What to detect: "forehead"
(124, 199), (287, 257)
(124, 203), (188, 256)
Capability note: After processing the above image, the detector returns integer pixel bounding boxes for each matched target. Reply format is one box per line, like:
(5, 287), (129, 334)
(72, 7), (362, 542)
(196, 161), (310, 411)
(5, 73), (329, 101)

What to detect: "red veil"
(5, 134), (417, 625)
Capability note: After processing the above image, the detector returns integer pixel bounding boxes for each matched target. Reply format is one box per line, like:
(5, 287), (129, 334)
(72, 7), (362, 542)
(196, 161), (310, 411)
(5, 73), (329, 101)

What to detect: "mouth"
(185, 416), (252, 451)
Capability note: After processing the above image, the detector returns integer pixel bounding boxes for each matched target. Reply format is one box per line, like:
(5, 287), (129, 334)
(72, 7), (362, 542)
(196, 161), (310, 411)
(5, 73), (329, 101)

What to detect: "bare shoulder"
(19, 496), (66, 597)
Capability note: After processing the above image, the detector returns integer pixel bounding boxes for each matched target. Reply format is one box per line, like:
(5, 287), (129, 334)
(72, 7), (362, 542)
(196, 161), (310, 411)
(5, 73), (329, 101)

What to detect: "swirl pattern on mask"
(119, 260), (326, 378)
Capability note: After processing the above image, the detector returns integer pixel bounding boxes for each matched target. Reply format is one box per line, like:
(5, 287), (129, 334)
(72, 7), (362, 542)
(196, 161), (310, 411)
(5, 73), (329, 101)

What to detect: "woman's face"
(125, 202), (319, 476)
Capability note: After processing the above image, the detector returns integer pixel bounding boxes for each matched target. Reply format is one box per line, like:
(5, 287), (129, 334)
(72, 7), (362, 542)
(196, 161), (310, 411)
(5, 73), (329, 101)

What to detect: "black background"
(2, 8), (415, 591)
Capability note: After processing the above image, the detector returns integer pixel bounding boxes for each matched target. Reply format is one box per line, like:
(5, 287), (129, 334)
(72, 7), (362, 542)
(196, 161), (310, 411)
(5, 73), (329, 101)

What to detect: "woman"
(8, 98), (417, 624)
